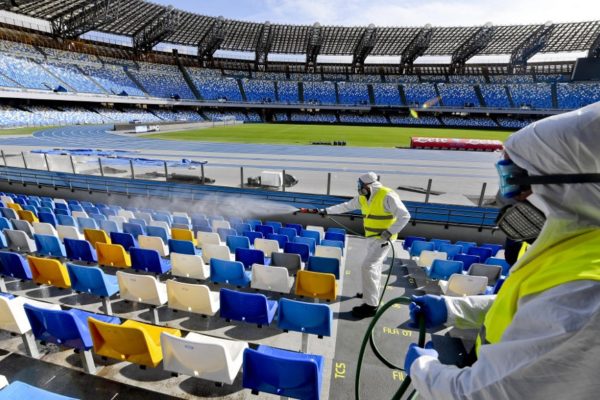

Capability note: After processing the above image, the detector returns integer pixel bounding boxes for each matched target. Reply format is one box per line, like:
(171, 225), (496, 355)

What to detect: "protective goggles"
(496, 159), (600, 198)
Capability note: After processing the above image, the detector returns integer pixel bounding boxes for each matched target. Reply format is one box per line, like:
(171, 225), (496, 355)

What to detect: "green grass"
(0, 126), (54, 136)
(145, 123), (513, 148)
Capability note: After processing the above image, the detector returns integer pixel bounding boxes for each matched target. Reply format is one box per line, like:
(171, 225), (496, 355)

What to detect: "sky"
(152, 0), (599, 26)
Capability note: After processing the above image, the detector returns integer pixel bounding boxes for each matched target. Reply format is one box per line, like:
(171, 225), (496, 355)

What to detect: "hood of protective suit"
(504, 101), (600, 227)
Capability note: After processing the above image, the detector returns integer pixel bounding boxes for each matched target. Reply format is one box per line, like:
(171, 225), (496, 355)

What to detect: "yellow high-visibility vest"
(359, 186), (398, 240)
(476, 228), (600, 353)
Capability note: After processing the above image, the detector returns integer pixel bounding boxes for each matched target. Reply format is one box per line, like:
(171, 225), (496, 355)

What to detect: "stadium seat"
(439, 274), (488, 296)
(294, 236), (316, 255)
(0, 217), (11, 231)
(34, 234), (66, 258)
(307, 256), (341, 279)
(455, 241), (477, 253)
(485, 257), (511, 275)
(246, 219), (263, 230)
(67, 263), (119, 301)
(201, 244), (232, 263)
(130, 247), (171, 274)
(128, 218), (147, 229)
(271, 252), (302, 275)
(4, 229), (37, 252)
(217, 228), (237, 242)
(87, 317), (181, 368)
(11, 219), (35, 237)
(57, 214), (77, 228)
(255, 225), (274, 237)
(96, 242), (131, 268)
(63, 238), (96, 264)
(265, 221), (282, 232)
(0, 232), (5, 250)
(145, 226), (169, 243)
(37, 212), (58, 227)
(17, 210), (38, 224)
(161, 332), (247, 385)
(24, 304), (120, 373)
(210, 259), (251, 287)
(251, 263), (294, 293)
(83, 229), (111, 248)
(109, 231), (137, 251)
(166, 280), (219, 316)
(100, 220), (120, 234)
(467, 263), (503, 286)
(305, 225), (325, 240)
(285, 242), (310, 262)
(295, 270), (337, 302)
(77, 217), (98, 232)
(33, 222), (58, 237)
(219, 288), (277, 327)
(301, 229), (321, 245)
(242, 231), (263, 245)
(0, 251), (33, 281)
(468, 246), (493, 263)
(117, 270), (167, 307)
(211, 220), (231, 232)
(148, 220), (171, 233)
(267, 233), (288, 249)
(226, 235), (251, 254)
(315, 245), (343, 262)
(242, 345), (324, 400)
(123, 222), (145, 238)
(454, 254), (481, 272)
(170, 252), (209, 280)
(135, 212), (154, 225)
(438, 244), (463, 259)
(108, 216), (127, 231)
(278, 298), (332, 338)
(482, 243), (503, 257)
(0, 208), (18, 221)
(0, 380), (77, 400)
(167, 239), (196, 255)
(233, 223), (252, 235)
(235, 248), (265, 269)
(417, 250), (448, 268)
(253, 238), (280, 255)
(27, 256), (71, 288)
(430, 239), (451, 251)
(426, 259), (464, 280)
(57, 225), (84, 242)
(171, 228), (197, 246)
(320, 239), (344, 255)
(278, 227), (297, 242)
(197, 231), (222, 248)
(324, 231), (345, 244)
(410, 240), (435, 258)
(138, 235), (169, 257)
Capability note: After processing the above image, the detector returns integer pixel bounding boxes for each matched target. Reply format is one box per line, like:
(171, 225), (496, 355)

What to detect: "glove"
(380, 230), (392, 242)
(318, 209), (327, 217)
(409, 295), (448, 329)
(404, 342), (438, 376)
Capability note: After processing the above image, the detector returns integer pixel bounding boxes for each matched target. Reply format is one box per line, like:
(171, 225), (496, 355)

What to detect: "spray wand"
(294, 208), (320, 215)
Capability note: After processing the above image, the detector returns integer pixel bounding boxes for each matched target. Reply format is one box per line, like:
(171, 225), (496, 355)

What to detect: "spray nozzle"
(294, 208), (320, 215)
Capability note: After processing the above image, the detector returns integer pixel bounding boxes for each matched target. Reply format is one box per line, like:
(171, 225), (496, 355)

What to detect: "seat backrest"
(445, 274), (488, 296)
(467, 263), (502, 285)
(254, 238), (280, 254)
(453, 254), (481, 271)
(64, 238), (97, 263)
(0, 296), (61, 334)
(90, 214), (107, 224)
(301, 229), (321, 245)
(277, 297), (332, 337)
(428, 259), (464, 280)
(0, 217), (12, 230)
(0, 251), (32, 280)
(455, 241), (477, 253)
(17, 210), (38, 224)
(235, 248), (264, 269)
(27, 255), (71, 288)
(11, 219), (34, 237)
(171, 228), (195, 243)
(57, 214), (77, 227)
(77, 217), (98, 231)
(117, 270), (166, 305)
(417, 250), (448, 268)
(172, 215), (190, 226)
(138, 235), (168, 257)
(33, 222), (58, 237)
(0, 207), (18, 220)
(278, 227), (297, 241)
(96, 242), (131, 268)
(149, 220), (170, 232)
(100, 220), (120, 234)
(210, 259), (247, 284)
(134, 212), (153, 225)
(251, 264), (291, 293)
(293, 236), (316, 254)
(168, 239), (195, 255)
(234, 223), (252, 235)
(130, 247), (170, 274)
(55, 209), (71, 217)
(324, 231), (345, 244)
(37, 212), (57, 227)
(226, 235), (250, 254)
(219, 288), (273, 325)
(271, 251), (302, 271)
(146, 225), (169, 243)
(295, 270), (337, 301)
(267, 233), (288, 249)
(320, 239), (344, 255)
(430, 239), (451, 251)
(284, 242), (310, 262)
(67, 263), (117, 297)
(485, 257), (511, 275)
(108, 216), (126, 230)
(242, 230), (263, 245)
(255, 224), (274, 237)
(56, 225), (82, 242)
(410, 240), (435, 257)
(482, 243), (503, 257)
(171, 252), (208, 280)
(5, 229), (36, 252)
(197, 231), (221, 248)
(212, 220), (231, 232)
(33, 234), (65, 257)
(201, 244), (232, 264)
(246, 219), (262, 230)
(123, 222), (145, 238)
(315, 245), (342, 261)
(166, 280), (217, 315)
(152, 213), (172, 225)
(109, 231), (137, 250)
(307, 256), (341, 279)
(117, 209), (135, 219)
(438, 244), (462, 259)
(84, 229), (111, 248)
(467, 246), (493, 263)
(305, 225), (325, 240)
(217, 228), (237, 242)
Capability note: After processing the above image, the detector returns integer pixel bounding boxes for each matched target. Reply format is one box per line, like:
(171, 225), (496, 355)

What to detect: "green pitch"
(146, 123), (513, 147)
(0, 126), (54, 136)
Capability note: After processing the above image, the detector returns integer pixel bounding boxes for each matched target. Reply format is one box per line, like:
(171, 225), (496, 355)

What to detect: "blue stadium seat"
(0, 231), (6, 249)
(109, 232), (137, 251)
(485, 257), (511, 275)
(403, 236), (427, 250)
(427, 259), (464, 280)
(67, 263), (119, 298)
(34, 234), (66, 258)
(210, 259), (251, 287)
(57, 214), (77, 227)
(294, 237), (316, 255)
(285, 242), (310, 262)
(54, 203), (68, 211)
(453, 254), (481, 271)
(243, 230), (263, 245)
(326, 228), (346, 236)
(193, 221), (212, 233)
(37, 207), (53, 215)
(77, 217), (98, 232)
(324, 231), (345, 244)
(455, 241), (477, 253)
(123, 222), (145, 238)
(0, 380), (77, 400)
(90, 214), (107, 224)
(217, 227), (237, 242)
(438, 244), (463, 260)
(172, 216), (190, 227)
(267, 233), (288, 249)
(0, 251), (33, 280)
(64, 238), (97, 264)
(55, 209), (71, 217)
(146, 225), (170, 243)
(265, 221), (282, 232)
(0, 217), (12, 230)
(301, 230), (321, 245)
(278, 298), (332, 338)
(320, 239), (344, 255)
(256, 225), (274, 237)
(83, 206), (100, 215)
(243, 345), (324, 399)
(153, 212), (172, 225)
(168, 239), (197, 255)
(467, 246), (493, 263)
(285, 223), (303, 236)
(430, 239), (451, 251)
(38, 212), (57, 227)
(100, 208), (117, 217)
(130, 247), (171, 274)
(246, 219), (262, 230)
(306, 256), (340, 279)
(229, 216), (244, 226)
(235, 248), (265, 269)
(226, 235), (251, 254)
(482, 243), (503, 257)
(234, 223), (252, 235)
(278, 227), (298, 242)
(410, 240), (435, 258)
(220, 288), (277, 327)
(100, 220), (120, 234)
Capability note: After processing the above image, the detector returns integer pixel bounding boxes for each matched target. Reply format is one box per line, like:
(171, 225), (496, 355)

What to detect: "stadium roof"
(5, 0), (600, 57)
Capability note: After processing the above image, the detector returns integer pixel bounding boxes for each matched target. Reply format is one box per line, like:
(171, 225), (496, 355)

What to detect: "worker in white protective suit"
(322, 172), (411, 318)
(404, 102), (600, 399)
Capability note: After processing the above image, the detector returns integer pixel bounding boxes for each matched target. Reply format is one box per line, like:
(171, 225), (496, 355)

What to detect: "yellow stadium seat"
(88, 317), (181, 368)
(84, 229), (111, 248)
(27, 255), (71, 289)
(171, 228), (197, 246)
(7, 203), (22, 212)
(294, 270), (337, 302)
(96, 242), (131, 268)
(16, 210), (38, 224)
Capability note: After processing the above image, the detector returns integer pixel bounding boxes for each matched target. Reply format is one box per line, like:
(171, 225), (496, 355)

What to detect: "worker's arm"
(444, 295), (496, 329)
(325, 196), (361, 215)
(411, 280), (600, 400)
(383, 192), (411, 234)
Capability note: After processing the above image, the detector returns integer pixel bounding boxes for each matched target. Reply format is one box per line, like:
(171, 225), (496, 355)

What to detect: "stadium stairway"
(504, 85), (515, 108)
(123, 67), (149, 97)
(474, 85), (487, 107)
(398, 84), (408, 106)
(237, 79), (248, 102)
(176, 59), (203, 100)
(367, 84), (376, 105)
(75, 65), (110, 94)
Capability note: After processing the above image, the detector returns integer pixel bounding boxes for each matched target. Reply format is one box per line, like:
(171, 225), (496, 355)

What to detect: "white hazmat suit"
(411, 102), (600, 399)
(326, 175), (410, 307)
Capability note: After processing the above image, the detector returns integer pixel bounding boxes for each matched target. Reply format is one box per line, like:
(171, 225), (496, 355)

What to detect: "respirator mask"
(357, 179), (370, 196)
(495, 158), (600, 241)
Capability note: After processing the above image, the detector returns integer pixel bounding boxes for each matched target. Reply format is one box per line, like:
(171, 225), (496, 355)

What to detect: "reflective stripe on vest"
(359, 186), (398, 240)
(476, 228), (600, 353)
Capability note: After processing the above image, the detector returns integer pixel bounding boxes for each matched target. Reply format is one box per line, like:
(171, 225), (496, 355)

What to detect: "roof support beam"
(400, 24), (433, 74)
(510, 22), (554, 73)
(352, 24), (377, 73)
(587, 27), (600, 58)
(132, 6), (180, 53)
(197, 16), (227, 66)
(305, 22), (322, 72)
(0, 0), (37, 10)
(49, 0), (120, 40)
(450, 23), (495, 74)
(255, 21), (273, 70)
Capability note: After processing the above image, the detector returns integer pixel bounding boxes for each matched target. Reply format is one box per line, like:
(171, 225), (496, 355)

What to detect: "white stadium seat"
(253, 238), (280, 255)
(166, 280), (219, 316)
(171, 252), (210, 280)
(32, 222), (59, 238)
(116, 271), (167, 307)
(4, 229), (37, 252)
(250, 263), (294, 293)
(56, 225), (84, 242)
(417, 250), (447, 268)
(196, 231), (221, 248)
(201, 244), (232, 264)
(138, 235), (169, 257)
(439, 274), (488, 296)
(211, 220), (231, 232)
